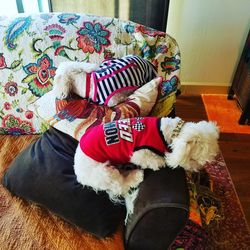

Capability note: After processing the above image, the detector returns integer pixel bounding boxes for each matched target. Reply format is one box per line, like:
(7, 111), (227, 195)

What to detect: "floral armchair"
(0, 13), (180, 135)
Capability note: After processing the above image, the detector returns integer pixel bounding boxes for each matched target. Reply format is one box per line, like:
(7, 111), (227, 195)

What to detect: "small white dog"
(74, 116), (219, 209)
(53, 55), (157, 107)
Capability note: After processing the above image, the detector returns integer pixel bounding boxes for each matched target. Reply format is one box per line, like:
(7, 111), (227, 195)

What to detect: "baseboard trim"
(180, 83), (230, 95)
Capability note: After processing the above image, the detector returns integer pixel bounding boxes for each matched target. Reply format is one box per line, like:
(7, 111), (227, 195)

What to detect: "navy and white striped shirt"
(90, 55), (157, 105)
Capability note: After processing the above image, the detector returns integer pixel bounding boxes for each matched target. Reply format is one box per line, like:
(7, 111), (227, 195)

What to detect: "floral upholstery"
(0, 13), (180, 135)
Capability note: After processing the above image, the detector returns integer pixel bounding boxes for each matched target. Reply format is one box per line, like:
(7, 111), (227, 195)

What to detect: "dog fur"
(74, 117), (219, 208)
(52, 58), (220, 218)
(53, 61), (99, 100)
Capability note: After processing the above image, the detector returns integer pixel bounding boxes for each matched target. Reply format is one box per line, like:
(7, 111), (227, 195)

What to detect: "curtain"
(50, 0), (169, 32)
(129, 0), (169, 32)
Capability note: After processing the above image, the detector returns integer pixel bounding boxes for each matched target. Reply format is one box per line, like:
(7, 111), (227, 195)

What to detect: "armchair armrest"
(125, 167), (189, 250)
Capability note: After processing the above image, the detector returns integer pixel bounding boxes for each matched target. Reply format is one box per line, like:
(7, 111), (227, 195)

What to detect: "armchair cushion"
(2, 127), (125, 238)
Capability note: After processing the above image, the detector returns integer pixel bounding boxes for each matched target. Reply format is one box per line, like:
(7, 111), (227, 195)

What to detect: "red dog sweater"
(79, 117), (170, 165)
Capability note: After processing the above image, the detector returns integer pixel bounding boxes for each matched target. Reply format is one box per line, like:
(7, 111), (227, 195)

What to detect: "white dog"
(53, 55), (157, 107)
(74, 116), (219, 213)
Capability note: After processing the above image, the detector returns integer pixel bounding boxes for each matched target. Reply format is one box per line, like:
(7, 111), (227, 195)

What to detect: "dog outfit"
(79, 117), (170, 165)
(85, 55), (157, 105)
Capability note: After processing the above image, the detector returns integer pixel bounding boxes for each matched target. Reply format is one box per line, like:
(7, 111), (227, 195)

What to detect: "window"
(0, 0), (51, 15)
(21, 0), (50, 13)
(0, 0), (18, 15)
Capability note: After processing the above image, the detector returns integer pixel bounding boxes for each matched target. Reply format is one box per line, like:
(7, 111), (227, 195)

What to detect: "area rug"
(0, 135), (125, 250)
(205, 153), (250, 249)
(202, 94), (250, 134)
(1, 138), (250, 249)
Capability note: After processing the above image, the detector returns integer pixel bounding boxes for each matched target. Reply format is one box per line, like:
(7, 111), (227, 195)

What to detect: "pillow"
(29, 78), (161, 140)
(2, 127), (125, 238)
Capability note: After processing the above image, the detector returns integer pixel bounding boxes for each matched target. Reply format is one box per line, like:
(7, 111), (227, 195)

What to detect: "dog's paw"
(107, 90), (134, 107)
(130, 149), (165, 171)
(125, 170), (144, 188)
(55, 85), (70, 100)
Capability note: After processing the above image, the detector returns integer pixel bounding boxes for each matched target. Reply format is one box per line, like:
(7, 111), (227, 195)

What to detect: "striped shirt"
(89, 55), (157, 105)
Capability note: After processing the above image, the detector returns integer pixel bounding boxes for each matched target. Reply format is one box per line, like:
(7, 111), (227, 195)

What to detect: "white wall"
(167, 0), (250, 87)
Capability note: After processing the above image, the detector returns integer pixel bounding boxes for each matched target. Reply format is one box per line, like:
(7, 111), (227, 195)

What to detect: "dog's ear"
(80, 62), (99, 73)
(198, 121), (220, 139)
(209, 121), (220, 139)
(187, 135), (200, 146)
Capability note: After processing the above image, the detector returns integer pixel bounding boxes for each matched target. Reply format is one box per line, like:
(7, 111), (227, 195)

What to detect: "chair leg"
(238, 102), (250, 125)
(227, 87), (235, 100)
(168, 107), (176, 118)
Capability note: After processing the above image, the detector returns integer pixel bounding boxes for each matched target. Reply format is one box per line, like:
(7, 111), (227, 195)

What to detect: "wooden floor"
(176, 95), (250, 228)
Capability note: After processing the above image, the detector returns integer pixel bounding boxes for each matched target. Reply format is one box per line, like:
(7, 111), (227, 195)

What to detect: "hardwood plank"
(176, 94), (250, 227)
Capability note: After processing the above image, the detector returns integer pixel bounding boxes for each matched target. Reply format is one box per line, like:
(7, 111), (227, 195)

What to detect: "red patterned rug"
(205, 153), (250, 249)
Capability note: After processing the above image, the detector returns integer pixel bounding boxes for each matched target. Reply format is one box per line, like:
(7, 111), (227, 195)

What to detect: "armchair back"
(0, 13), (180, 134)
